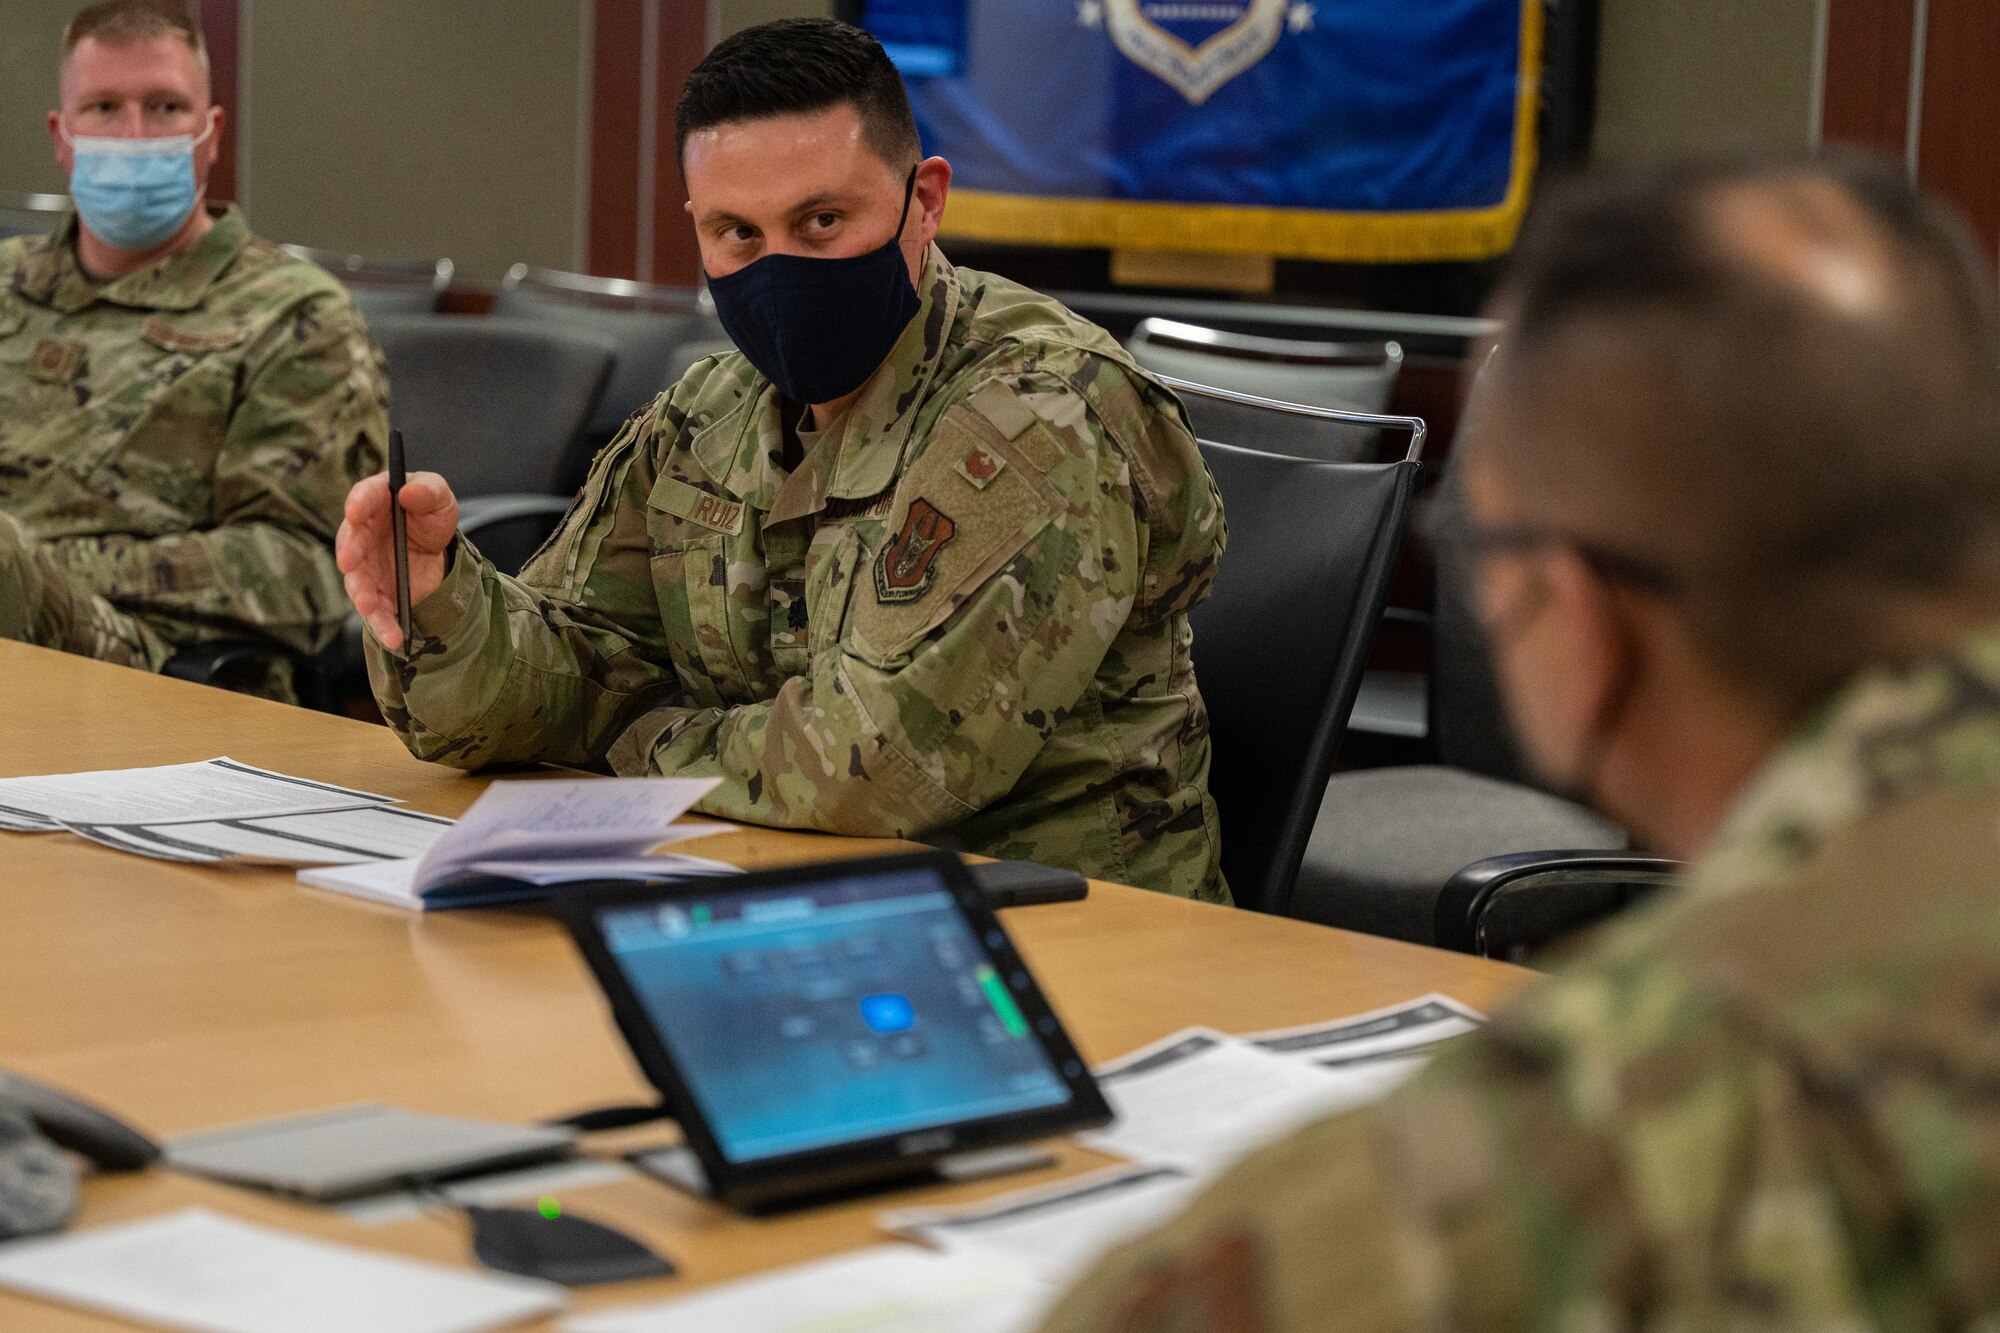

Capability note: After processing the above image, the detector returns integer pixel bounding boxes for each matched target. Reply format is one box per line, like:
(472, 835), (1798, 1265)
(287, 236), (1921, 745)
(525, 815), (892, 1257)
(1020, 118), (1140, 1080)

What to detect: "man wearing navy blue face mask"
(0, 0), (387, 703)
(341, 19), (1230, 901)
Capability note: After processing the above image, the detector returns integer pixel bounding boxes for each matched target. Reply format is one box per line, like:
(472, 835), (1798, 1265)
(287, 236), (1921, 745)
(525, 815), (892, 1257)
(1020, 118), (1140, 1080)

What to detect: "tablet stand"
(629, 1143), (1058, 1212)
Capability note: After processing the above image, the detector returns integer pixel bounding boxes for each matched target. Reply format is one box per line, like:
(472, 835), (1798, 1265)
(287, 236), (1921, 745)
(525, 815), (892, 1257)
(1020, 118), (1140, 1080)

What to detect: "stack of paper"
(564, 1244), (1047, 1333)
(299, 778), (737, 911)
(884, 995), (1484, 1287)
(0, 1208), (565, 1333)
(882, 1164), (1202, 1287)
(0, 757), (393, 833)
(1081, 994), (1483, 1172)
(0, 755), (470, 866)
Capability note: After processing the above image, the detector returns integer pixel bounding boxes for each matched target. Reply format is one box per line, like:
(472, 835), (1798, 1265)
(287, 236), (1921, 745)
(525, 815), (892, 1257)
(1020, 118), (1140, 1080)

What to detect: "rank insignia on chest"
(28, 338), (87, 385)
(956, 446), (1006, 489)
(875, 498), (957, 604)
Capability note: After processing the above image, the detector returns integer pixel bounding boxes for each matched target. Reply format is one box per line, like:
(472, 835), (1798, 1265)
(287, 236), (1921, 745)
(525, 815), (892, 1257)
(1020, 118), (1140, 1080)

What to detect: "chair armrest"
(456, 493), (575, 532)
(456, 493), (575, 577)
(1434, 850), (1683, 959)
(163, 641), (273, 687)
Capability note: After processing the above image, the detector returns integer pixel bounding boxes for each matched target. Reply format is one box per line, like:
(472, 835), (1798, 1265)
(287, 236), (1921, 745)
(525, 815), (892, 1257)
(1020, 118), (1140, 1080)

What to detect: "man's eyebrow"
(695, 206), (754, 230)
(787, 192), (858, 215)
(71, 85), (198, 104)
(696, 191), (864, 230)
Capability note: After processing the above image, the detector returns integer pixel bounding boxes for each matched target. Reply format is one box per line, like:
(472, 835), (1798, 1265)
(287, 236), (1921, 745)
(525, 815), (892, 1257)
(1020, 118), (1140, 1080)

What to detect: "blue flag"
(872, 0), (1541, 262)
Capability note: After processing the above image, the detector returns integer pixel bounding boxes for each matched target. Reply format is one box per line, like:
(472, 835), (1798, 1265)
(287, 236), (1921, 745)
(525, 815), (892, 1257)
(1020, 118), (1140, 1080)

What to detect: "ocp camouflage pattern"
(1038, 621), (2000, 1332)
(368, 246), (1228, 901)
(0, 207), (387, 700)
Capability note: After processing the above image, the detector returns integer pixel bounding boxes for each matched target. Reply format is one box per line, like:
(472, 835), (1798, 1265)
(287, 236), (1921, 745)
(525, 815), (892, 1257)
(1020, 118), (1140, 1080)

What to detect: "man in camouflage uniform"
(0, 0), (386, 703)
(340, 21), (1226, 900)
(1039, 159), (2000, 1329)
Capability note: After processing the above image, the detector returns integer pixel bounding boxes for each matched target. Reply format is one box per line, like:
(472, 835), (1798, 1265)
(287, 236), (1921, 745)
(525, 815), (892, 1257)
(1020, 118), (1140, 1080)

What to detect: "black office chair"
(1292, 424), (1679, 957)
(1129, 319), (1403, 463)
(1432, 851), (1678, 961)
(367, 312), (615, 519)
(492, 266), (729, 492)
(163, 639), (341, 711)
(0, 191), (68, 241)
(279, 244), (453, 319)
(1169, 376), (1426, 915)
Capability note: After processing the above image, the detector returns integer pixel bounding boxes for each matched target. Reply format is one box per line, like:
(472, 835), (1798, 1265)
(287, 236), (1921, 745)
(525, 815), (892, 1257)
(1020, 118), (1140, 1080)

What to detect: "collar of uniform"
(16, 204), (247, 315)
(1685, 618), (2000, 900)
(690, 245), (962, 517)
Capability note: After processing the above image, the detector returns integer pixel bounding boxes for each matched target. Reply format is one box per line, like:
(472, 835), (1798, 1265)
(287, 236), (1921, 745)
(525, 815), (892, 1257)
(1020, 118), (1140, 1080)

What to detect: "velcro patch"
(139, 317), (248, 354)
(28, 338), (86, 384)
(955, 446), (1006, 490)
(648, 474), (746, 535)
(874, 498), (957, 604)
(965, 380), (1039, 441)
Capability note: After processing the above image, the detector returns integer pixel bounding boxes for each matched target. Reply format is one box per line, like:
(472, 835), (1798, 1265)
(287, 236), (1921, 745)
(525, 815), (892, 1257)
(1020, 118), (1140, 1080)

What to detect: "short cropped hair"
(1481, 153), (2000, 715)
(63, 0), (208, 74)
(675, 18), (920, 172)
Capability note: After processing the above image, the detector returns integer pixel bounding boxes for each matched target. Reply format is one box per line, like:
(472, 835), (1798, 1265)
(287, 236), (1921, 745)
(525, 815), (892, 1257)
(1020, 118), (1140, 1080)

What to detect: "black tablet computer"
(557, 850), (1110, 1211)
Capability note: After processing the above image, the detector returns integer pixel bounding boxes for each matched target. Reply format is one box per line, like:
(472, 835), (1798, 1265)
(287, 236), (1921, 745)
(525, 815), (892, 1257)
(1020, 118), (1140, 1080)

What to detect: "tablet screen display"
(593, 862), (1074, 1163)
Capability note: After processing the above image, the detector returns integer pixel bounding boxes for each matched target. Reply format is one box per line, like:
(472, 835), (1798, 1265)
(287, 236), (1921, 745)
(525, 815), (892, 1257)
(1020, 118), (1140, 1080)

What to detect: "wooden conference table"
(0, 640), (1531, 1329)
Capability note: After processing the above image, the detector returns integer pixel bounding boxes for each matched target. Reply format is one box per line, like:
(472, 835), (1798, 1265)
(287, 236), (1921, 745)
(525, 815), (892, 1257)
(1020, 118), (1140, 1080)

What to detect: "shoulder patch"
(874, 498), (957, 604)
(28, 338), (86, 385)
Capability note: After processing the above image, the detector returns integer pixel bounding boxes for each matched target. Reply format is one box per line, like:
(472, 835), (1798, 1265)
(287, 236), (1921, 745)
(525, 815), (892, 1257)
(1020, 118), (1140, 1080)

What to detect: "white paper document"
(1246, 993), (1485, 1093)
(1081, 997), (1486, 1175)
(296, 777), (732, 910)
(415, 778), (721, 877)
(302, 851), (742, 910)
(0, 757), (393, 832)
(882, 1163), (1200, 1286)
(0, 1207), (565, 1333)
(1077, 1028), (1364, 1173)
(565, 1244), (1045, 1333)
(61, 804), (456, 866)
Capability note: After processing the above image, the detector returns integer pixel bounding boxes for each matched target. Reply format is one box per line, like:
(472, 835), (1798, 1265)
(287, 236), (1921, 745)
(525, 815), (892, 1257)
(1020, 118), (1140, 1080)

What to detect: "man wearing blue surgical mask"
(341, 19), (1229, 901)
(0, 0), (387, 704)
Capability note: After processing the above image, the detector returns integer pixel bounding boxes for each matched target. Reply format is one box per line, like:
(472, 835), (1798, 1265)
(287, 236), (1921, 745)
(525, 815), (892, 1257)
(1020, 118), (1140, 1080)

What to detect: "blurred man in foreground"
(1041, 155), (2000, 1329)
(0, 0), (386, 702)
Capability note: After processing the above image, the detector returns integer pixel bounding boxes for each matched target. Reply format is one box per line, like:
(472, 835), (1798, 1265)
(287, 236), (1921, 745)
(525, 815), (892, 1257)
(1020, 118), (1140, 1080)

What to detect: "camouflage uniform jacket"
(369, 247), (1229, 901)
(1041, 621), (2000, 1331)
(0, 207), (387, 697)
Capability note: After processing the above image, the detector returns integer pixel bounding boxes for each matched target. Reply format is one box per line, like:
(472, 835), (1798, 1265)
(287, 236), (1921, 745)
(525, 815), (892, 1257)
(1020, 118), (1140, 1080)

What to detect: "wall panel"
(242, 0), (587, 279)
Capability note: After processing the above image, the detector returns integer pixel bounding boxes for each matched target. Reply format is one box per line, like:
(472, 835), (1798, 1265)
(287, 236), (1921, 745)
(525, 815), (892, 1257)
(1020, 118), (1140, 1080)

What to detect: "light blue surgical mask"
(60, 118), (212, 253)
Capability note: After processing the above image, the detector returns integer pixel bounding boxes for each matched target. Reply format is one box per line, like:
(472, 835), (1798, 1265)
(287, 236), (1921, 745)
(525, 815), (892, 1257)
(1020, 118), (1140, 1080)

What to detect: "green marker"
(975, 964), (1030, 1038)
(537, 1196), (562, 1220)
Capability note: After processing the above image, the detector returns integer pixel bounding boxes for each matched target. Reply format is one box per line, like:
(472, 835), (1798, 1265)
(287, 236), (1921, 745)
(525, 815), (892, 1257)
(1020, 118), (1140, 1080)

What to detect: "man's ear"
(1493, 545), (1630, 788)
(1540, 548), (1627, 719)
(196, 105), (223, 180)
(47, 110), (71, 175)
(912, 155), (952, 246)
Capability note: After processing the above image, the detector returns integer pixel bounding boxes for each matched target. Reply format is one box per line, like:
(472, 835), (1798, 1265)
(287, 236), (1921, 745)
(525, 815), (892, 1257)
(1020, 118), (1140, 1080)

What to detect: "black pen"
(388, 429), (413, 650)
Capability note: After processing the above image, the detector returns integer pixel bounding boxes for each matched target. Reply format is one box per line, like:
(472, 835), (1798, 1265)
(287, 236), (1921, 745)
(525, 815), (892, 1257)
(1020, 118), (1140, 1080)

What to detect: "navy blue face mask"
(705, 168), (921, 406)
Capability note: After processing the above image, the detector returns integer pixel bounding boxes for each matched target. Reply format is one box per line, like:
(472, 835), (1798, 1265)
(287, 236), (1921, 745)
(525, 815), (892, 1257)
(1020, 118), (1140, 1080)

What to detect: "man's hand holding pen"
(336, 469), (460, 652)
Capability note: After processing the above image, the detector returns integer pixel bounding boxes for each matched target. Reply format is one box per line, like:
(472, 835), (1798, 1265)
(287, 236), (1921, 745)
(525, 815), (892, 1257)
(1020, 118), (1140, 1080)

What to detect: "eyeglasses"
(1419, 498), (1680, 596)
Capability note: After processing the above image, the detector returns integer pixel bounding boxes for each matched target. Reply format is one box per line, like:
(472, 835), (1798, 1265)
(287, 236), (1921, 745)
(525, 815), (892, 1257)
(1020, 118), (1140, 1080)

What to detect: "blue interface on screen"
(597, 867), (1070, 1162)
